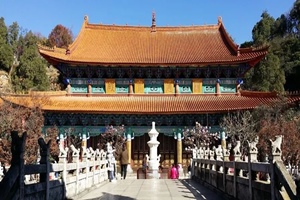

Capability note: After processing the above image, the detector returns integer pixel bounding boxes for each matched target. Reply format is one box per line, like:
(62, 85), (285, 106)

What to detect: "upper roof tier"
(39, 16), (268, 66)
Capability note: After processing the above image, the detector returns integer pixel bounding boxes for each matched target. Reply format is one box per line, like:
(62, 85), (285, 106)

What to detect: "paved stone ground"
(73, 178), (225, 200)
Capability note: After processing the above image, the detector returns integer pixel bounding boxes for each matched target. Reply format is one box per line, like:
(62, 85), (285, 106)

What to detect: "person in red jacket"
(170, 164), (177, 179)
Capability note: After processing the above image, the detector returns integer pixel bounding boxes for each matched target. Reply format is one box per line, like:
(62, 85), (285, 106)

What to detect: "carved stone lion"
(233, 141), (241, 156)
(247, 136), (259, 152)
(269, 135), (283, 154)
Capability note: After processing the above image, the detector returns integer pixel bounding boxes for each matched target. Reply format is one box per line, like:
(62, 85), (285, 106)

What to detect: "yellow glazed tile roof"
(38, 16), (267, 66)
(2, 91), (299, 114)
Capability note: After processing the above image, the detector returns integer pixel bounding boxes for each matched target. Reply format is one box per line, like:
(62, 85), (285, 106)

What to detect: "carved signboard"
(164, 79), (174, 94)
(192, 79), (203, 94)
(134, 79), (144, 94)
(105, 79), (116, 94)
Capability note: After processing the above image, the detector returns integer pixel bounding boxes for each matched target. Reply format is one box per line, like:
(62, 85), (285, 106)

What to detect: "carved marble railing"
(191, 136), (299, 200)
(0, 132), (109, 200)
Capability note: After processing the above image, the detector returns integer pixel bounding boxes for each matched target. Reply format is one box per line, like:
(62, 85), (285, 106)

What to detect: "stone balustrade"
(190, 136), (299, 200)
(0, 133), (109, 200)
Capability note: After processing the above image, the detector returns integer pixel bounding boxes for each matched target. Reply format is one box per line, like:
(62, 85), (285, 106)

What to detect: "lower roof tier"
(1, 91), (299, 114)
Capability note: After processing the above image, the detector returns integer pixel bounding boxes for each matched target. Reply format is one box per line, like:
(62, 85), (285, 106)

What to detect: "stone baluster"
(89, 147), (95, 162)
(233, 141), (243, 177)
(192, 148), (197, 159)
(205, 147), (210, 169)
(215, 145), (223, 172)
(269, 135), (283, 200)
(89, 147), (96, 185)
(223, 147), (230, 174)
(232, 141), (244, 198)
(210, 148), (216, 171)
(70, 145), (80, 195)
(204, 147), (209, 160)
(209, 149), (215, 161)
(199, 147), (204, 159)
(59, 146), (69, 183)
(269, 135), (283, 162)
(247, 136), (258, 195)
(95, 149), (101, 170)
(38, 138), (51, 200)
(0, 162), (3, 177)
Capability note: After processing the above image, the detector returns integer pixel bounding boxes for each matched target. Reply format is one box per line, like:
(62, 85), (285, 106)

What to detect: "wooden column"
(126, 139), (132, 164)
(177, 139), (182, 165)
(67, 84), (71, 95)
(81, 132), (87, 149)
(87, 84), (92, 97)
(175, 80), (179, 96)
(129, 80), (133, 95)
(216, 79), (220, 96)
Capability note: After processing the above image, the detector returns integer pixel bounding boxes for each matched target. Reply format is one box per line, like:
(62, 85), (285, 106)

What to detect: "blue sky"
(0, 0), (296, 45)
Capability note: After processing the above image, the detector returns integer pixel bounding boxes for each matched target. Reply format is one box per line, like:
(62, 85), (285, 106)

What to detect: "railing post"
(233, 141), (241, 199)
(82, 147), (90, 190)
(269, 135), (283, 200)
(89, 147), (96, 185)
(223, 147), (230, 193)
(38, 138), (51, 200)
(247, 136), (258, 200)
(11, 131), (27, 200)
(59, 146), (68, 188)
(71, 145), (80, 195)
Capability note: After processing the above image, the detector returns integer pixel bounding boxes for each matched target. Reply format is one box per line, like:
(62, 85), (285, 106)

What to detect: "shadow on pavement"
(83, 192), (135, 200)
(179, 179), (226, 200)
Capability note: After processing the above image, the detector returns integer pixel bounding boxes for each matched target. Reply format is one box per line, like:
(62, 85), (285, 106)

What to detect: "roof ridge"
(37, 44), (66, 54)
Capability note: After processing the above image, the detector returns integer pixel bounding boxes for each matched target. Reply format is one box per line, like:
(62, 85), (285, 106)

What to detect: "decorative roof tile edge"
(240, 90), (278, 98)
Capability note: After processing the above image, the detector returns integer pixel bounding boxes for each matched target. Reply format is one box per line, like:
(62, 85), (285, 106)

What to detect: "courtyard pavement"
(73, 178), (226, 200)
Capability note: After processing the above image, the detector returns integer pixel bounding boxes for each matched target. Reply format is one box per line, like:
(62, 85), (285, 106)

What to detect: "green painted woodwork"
(43, 125), (223, 138)
(116, 79), (130, 93)
(202, 85), (215, 93)
(220, 84), (236, 93)
(92, 85), (105, 93)
(144, 79), (164, 94)
(71, 84), (88, 93)
(178, 79), (192, 93)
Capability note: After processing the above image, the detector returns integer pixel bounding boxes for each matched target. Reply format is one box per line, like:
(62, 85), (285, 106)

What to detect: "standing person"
(170, 164), (177, 179)
(120, 145), (129, 180)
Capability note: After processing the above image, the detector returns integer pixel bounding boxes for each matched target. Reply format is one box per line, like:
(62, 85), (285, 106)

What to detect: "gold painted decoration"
(105, 79), (116, 94)
(164, 79), (174, 94)
(192, 79), (203, 94)
(134, 79), (144, 94)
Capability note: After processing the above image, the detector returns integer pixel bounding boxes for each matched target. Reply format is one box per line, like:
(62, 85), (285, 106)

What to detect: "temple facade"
(2, 14), (287, 170)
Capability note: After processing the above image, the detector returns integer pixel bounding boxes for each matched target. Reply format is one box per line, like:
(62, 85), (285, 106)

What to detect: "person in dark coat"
(120, 145), (129, 180)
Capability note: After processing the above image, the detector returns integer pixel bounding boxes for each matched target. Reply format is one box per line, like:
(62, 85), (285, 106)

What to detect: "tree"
(252, 11), (276, 46)
(183, 122), (218, 150)
(12, 31), (50, 93)
(255, 100), (300, 165)
(0, 17), (13, 72)
(220, 111), (257, 156)
(97, 125), (126, 159)
(251, 52), (285, 92)
(288, 0), (300, 36)
(47, 24), (73, 48)
(0, 99), (45, 164)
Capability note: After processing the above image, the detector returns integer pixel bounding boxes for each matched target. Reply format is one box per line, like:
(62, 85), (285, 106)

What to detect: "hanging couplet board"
(134, 79), (144, 94)
(105, 79), (116, 94)
(164, 79), (174, 94)
(192, 79), (203, 94)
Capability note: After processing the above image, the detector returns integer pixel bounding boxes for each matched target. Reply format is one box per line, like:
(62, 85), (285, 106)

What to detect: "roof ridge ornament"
(84, 15), (89, 24)
(218, 16), (222, 25)
(151, 11), (156, 32)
